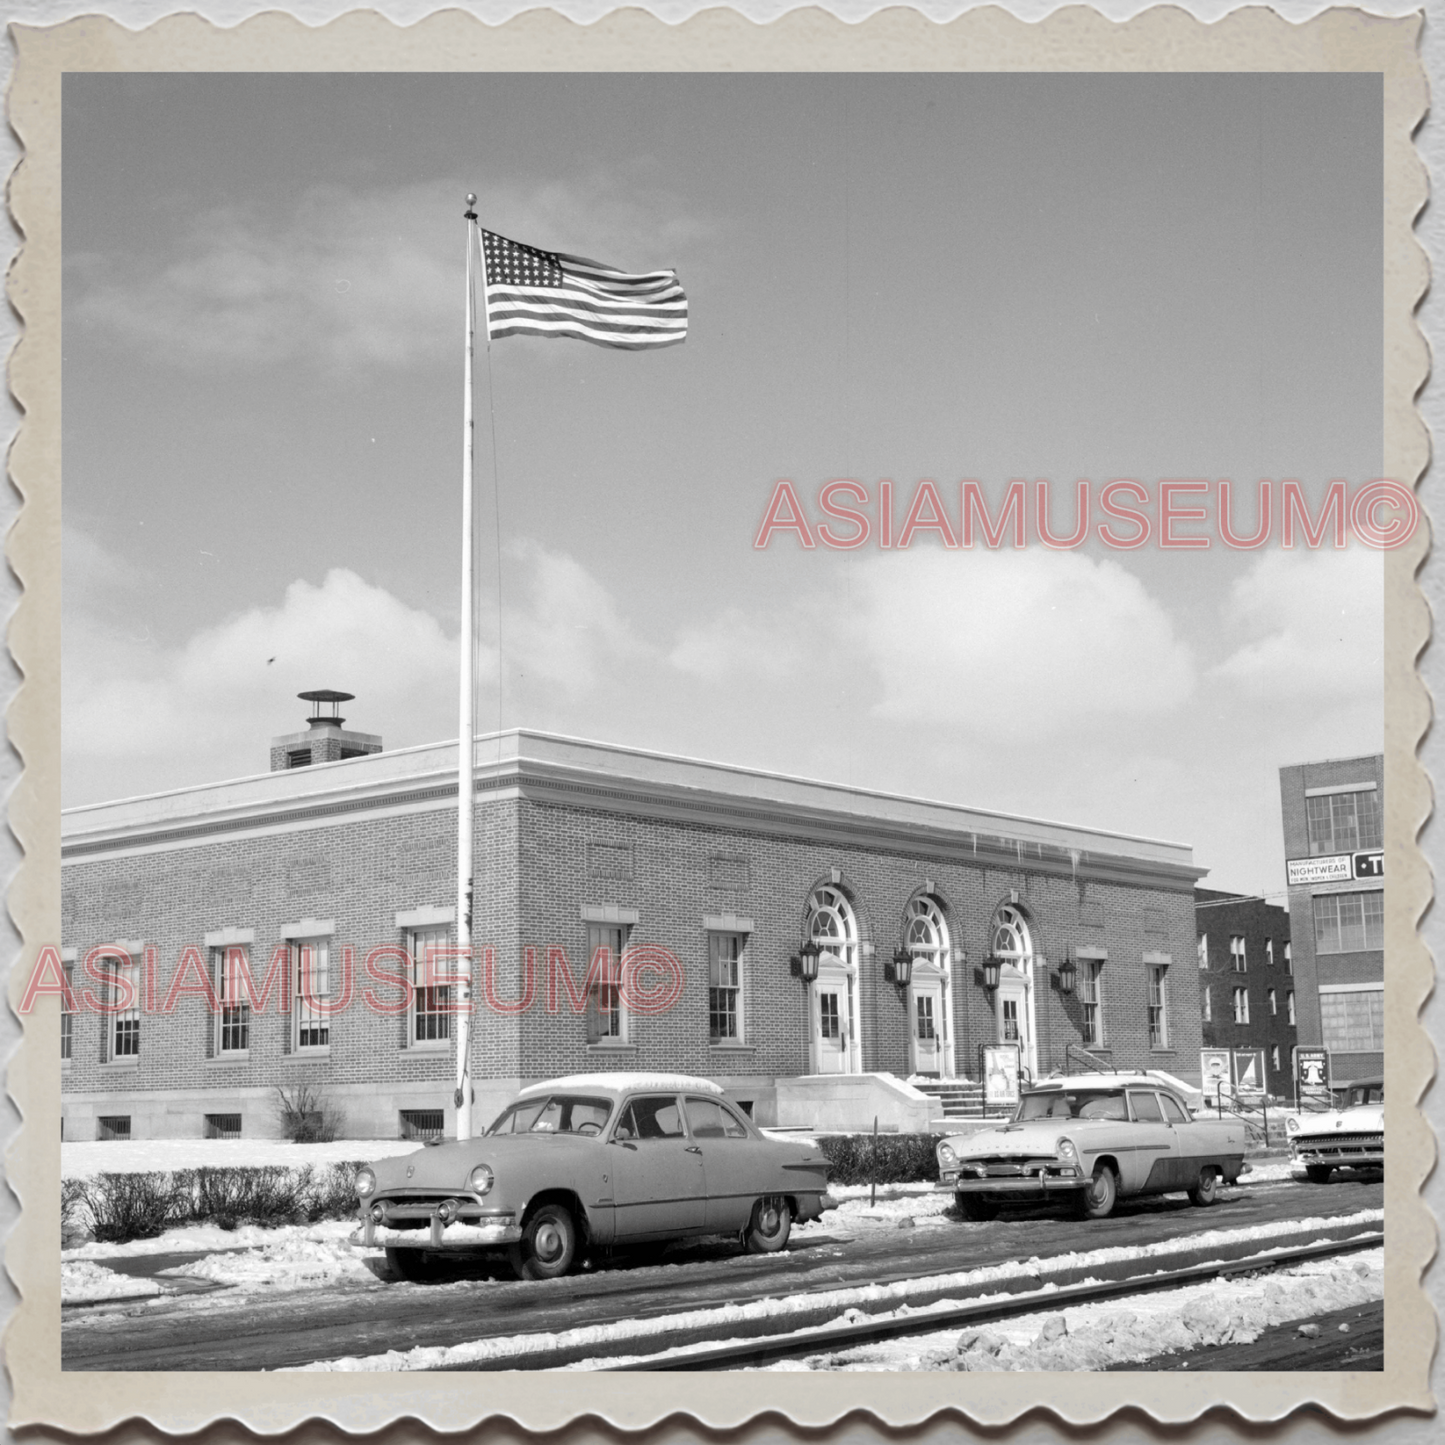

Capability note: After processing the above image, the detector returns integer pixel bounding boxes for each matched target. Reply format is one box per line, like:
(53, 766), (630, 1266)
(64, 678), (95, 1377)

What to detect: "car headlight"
(1056, 1137), (1079, 1164)
(1286, 1116), (1299, 1135)
(468, 1162), (495, 1195)
(938, 1143), (957, 1167)
(355, 1166), (377, 1199)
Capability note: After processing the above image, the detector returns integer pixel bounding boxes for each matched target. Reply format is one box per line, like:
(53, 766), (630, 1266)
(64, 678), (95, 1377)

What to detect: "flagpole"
(455, 195), (479, 1142)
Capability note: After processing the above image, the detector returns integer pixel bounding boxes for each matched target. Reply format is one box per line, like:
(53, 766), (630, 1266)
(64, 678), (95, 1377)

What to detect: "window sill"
(287, 1048), (332, 1061)
(405, 1042), (452, 1054)
(708, 1042), (755, 1052)
(1149, 1048), (1177, 1056)
(99, 1060), (139, 1071)
(586, 1042), (637, 1053)
(207, 1053), (251, 1067)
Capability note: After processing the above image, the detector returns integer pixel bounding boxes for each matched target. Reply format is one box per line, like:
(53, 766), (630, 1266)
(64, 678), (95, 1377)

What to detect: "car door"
(1125, 1088), (1179, 1193)
(1157, 1090), (1201, 1187)
(607, 1093), (706, 1240)
(683, 1095), (763, 1232)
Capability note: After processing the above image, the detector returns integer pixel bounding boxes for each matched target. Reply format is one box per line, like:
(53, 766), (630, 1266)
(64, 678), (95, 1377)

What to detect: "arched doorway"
(903, 894), (954, 1078)
(991, 903), (1038, 1080)
(806, 884), (862, 1075)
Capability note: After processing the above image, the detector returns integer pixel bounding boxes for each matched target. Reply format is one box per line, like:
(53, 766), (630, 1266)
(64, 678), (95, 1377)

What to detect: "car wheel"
(1077, 1163), (1118, 1220)
(1305, 1164), (1334, 1185)
(385, 1246), (449, 1283)
(1188, 1168), (1220, 1207)
(745, 1195), (792, 1253)
(956, 1192), (999, 1222)
(510, 1203), (578, 1281)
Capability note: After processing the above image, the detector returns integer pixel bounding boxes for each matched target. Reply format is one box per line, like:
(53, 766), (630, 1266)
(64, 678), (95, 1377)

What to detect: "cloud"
(68, 177), (711, 372)
(1211, 548), (1383, 701)
(854, 548), (1196, 741)
(501, 538), (651, 696)
(668, 606), (802, 683)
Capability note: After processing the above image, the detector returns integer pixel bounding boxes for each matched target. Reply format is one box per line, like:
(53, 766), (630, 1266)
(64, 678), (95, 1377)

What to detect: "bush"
(274, 1084), (341, 1143)
(816, 1132), (941, 1186)
(76, 1171), (188, 1243)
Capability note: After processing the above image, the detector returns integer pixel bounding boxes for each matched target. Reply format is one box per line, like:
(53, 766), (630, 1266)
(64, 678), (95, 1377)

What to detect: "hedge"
(815, 1132), (941, 1186)
(63, 1163), (368, 1245)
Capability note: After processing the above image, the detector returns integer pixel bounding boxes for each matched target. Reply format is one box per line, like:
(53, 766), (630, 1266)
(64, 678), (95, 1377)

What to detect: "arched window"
(991, 903), (1033, 964)
(808, 885), (859, 964)
(904, 895), (950, 969)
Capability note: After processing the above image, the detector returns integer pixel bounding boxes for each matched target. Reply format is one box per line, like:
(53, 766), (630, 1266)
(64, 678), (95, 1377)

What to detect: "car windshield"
(1015, 1089), (1128, 1122)
(486, 1094), (614, 1136)
(1350, 1084), (1384, 1106)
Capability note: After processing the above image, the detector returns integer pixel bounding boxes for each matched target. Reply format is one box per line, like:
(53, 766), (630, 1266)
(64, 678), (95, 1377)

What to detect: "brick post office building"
(1279, 754), (1384, 1088)
(1194, 888), (1295, 1099)
(60, 716), (1208, 1140)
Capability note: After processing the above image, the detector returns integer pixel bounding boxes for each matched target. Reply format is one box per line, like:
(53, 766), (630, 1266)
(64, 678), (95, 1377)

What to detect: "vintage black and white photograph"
(13, 9), (1426, 1416)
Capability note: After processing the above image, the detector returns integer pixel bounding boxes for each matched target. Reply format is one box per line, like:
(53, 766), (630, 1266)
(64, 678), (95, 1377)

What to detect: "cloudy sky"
(62, 72), (1383, 897)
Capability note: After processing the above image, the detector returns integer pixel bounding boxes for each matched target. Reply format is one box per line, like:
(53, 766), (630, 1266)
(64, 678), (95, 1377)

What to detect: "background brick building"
(1279, 754), (1385, 1089)
(1194, 888), (1295, 1099)
(61, 726), (1208, 1140)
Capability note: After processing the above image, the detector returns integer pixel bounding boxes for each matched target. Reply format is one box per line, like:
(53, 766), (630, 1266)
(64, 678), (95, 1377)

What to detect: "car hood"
(945, 1121), (1083, 1156)
(370, 1133), (600, 1192)
(1293, 1105), (1385, 1140)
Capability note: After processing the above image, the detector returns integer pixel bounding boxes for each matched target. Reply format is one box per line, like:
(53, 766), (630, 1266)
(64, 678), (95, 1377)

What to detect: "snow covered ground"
(62, 1138), (417, 1179)
(61, 1259), (166, 1305)
(291, 1208), (1382, 1371)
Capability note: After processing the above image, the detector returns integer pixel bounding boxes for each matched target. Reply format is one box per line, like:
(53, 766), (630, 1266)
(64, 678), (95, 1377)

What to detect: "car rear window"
(684, 1096), (749, 1138)
(486, 1094), (613, 1135)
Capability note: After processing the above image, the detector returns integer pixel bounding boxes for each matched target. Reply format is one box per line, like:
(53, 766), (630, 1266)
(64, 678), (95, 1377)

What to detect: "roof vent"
(271, 690), (382, 772)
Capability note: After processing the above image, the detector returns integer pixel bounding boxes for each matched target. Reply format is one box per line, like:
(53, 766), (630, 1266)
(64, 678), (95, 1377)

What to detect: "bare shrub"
(273, 1084), (341, 1144)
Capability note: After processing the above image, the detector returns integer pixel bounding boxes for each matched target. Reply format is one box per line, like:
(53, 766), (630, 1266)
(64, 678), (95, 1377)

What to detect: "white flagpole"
(455, 195), (480, 1141)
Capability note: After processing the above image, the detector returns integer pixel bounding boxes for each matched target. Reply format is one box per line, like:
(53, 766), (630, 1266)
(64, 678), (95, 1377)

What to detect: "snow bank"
(65, 1218), (358, 1261)
(170, 1231), (378, 1291)
(61, 1259), (164, 1305)
(63, 1139), (418, 1180)
(292, 1209), (1382, 1372)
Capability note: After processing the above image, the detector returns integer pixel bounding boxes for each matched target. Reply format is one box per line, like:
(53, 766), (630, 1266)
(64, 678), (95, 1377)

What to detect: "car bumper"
(939, 1171), (1087, 1195)
(350, 1210), (523, 1251)
(1293, 1149), (1384, 1168)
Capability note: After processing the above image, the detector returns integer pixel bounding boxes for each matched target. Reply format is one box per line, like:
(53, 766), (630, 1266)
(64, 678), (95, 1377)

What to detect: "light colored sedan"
(1289, 1075), (1384, 1183)
(935, 1073), (1250, 1221)
(352, 1072), (834, 1281)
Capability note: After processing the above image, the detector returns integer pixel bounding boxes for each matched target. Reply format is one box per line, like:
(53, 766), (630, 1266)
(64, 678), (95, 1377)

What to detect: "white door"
(997, 965), (1037, 1079)
(812, 971), (851, 1074)
(909, 980), (943, 1076)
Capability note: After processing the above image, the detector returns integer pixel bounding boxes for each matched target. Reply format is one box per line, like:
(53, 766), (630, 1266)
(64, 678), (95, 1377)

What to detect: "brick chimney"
(270, 690), (383, 772)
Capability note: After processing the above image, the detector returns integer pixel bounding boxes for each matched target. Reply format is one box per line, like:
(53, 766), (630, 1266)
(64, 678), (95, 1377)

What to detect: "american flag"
(480, 229), (687, 351)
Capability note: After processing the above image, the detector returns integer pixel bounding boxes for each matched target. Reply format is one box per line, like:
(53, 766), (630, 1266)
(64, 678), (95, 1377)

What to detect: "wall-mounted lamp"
(884, 946), (913, 988)
(1056, 950), (1077, 995)
(789, 938), (821, 984)
(982, 954), (1002, 991)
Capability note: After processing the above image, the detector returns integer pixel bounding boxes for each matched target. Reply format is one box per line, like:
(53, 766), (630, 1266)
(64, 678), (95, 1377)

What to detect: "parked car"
(935, 1073), (1250, 1221)
(1289, 1075), (1384, 1183)
(352, 1072), (834, 1281)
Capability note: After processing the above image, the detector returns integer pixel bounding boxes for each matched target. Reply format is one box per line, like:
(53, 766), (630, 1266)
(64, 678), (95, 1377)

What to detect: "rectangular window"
(1306, 788), (1382, 856)
(1202, 984), (1211, 1022)
(292, 940), (330, 1050)
(1230, 936), (1247, 972)
(1313, 891), (1385, 954)
(1232, 986), (1250, 1024)
(1271, 1045), (1281, 1071)
(1078, 960), (1104, 1046)
(98, 1115), (131, 1141)
(708, 932), (744, 1042)
(1265, 939), (1275, 968)
(820, 991), (842, 1040)
(1319, 986), (1385, 1053)
(205, 1113), (242, 1140)
(112, 955), (140, 1059)
(1287, 990), (1296, 1025)
(916, 993), (937, 1042)
(61, 963), (74, 1062)
(1197, 933), (1208, 969)
(409, 926), (451, 1046)
(400, 1108), (446, 1142)
(1147, 966), (1169, 1048)
(213, 947), (251, 1055)
(1284, 941), (1292, 974)
(586, 923), (627, 1043)
(1268, 988), (1278, 1016)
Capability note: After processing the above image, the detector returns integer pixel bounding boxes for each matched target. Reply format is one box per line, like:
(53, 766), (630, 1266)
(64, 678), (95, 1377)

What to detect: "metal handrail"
(1064, 1043), (1119, 1075)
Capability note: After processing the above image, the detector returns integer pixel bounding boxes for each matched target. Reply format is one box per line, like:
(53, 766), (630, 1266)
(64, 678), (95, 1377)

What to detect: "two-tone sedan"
(352, 1072), (834, 1281)
(936, 1074), (1250, 1221)
(1289, 1075), (1384, 1183)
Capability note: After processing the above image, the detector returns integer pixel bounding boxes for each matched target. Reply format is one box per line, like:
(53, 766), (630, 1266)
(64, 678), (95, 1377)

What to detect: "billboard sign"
(983, 1045), (1021, 1107)
(1287, 851), (1385, 886)
(1295, 1047), (1332, 1106)
(1232, 1049), (1266, 1093)
(1200, 1049), (1231, 1099)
